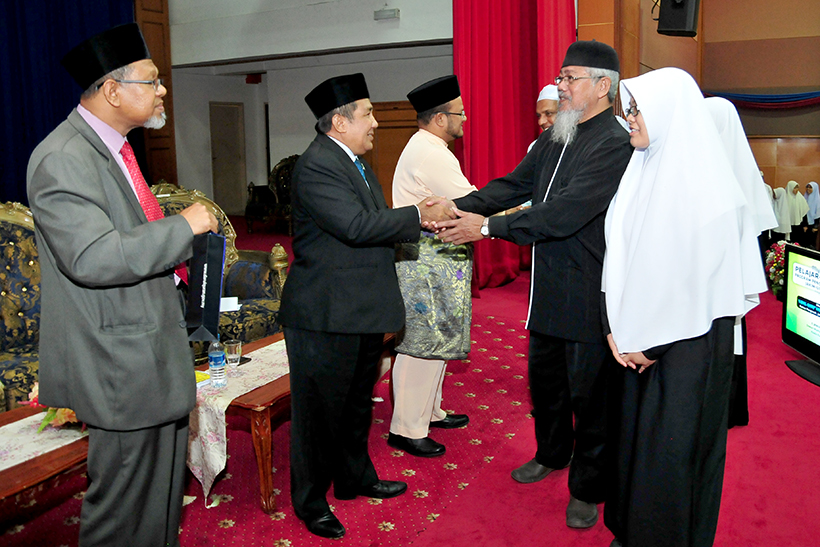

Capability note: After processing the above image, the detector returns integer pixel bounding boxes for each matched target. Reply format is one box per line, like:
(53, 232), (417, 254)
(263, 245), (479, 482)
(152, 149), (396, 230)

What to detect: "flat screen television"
(782, 243), (820, 385)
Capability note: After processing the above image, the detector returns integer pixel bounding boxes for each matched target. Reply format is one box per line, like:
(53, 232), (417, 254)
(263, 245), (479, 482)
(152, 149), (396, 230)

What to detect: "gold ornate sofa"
(0, 188), (288, 410)
(151, 183), (288, 360)
(0, 202), (40, 411)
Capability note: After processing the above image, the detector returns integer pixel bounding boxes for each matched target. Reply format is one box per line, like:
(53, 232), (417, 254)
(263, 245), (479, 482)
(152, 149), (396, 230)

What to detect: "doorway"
(209, 102), (247, 215)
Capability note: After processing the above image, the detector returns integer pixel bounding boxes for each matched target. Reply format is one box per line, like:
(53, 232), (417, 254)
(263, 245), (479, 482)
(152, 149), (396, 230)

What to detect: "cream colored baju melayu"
(391, 129), (477, 439)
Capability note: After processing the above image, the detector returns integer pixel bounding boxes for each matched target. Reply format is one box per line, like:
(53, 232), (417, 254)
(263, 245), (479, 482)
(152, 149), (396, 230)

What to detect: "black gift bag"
(186, 232), (226, 341)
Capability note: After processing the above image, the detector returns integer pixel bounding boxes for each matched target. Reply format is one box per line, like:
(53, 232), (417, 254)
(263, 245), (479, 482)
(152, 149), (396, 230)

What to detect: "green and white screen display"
(785, 252), (820, 346)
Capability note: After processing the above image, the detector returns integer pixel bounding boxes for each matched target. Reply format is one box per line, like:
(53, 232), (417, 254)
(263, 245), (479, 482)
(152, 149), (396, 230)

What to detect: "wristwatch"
(480, 217), (490, 238)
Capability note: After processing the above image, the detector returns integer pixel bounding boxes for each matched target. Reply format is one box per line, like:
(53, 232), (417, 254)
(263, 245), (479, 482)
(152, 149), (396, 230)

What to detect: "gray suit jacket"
(26, 109), (196, 430)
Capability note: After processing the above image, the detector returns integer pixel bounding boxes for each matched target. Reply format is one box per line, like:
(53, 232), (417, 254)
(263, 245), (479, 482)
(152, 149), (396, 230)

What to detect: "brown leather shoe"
(566, 496), (598, 528)
(511, 458), (558, 483)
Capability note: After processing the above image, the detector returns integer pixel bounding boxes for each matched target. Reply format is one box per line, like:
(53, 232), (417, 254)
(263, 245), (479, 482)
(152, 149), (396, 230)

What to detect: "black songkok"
(61, 23), (151, 90)
(562, 40), (620, 73)
(407, 75), (461, 113)
(305, 73), (370, 119)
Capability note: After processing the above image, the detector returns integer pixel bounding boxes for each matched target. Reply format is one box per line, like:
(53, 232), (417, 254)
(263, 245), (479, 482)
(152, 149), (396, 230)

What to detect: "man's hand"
(434, 208), (485, 244)
(180, 203), (218, 235)
(418, 196), (456, 227)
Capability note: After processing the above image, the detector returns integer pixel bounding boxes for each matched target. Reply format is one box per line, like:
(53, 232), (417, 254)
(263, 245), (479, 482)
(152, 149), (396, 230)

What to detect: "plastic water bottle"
(208, 338), (227, 389)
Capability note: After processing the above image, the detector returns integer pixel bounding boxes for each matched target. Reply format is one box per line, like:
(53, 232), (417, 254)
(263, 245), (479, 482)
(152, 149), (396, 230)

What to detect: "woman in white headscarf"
(803, 181), (819, 248)
(602, 68), (766, 547)
(705, 97), (778, 429)
(771, 187), (792, 239)
(786, 180), (810, 244)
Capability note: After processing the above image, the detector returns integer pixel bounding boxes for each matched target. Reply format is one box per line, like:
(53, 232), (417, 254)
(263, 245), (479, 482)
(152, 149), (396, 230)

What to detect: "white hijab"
(771, 187), (792, 234)
(603, 68), (761, 353)
(706, 97), (777, 235)
(786, 180), (809, 225)
(764, 183), (774, 208)
(805, 182), (819, 224)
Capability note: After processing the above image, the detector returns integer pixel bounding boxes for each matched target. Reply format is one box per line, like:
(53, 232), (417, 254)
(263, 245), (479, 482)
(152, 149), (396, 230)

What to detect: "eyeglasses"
(625, 104), (640, 117)
(554, 75), (596, 86)
(438, 111), (466, 119)
(97, 78), (164, 91)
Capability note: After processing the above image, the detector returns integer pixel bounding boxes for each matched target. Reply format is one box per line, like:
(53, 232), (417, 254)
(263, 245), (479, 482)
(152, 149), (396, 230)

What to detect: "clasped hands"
(418, 197), (486, 245)
(606, 334), (656, 373)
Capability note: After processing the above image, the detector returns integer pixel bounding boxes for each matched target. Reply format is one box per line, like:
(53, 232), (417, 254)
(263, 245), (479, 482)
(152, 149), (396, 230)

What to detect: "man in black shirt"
(435, 41), (633, 529)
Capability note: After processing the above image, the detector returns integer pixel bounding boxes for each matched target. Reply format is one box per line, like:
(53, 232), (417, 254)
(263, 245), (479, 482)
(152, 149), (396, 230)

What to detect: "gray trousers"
(80, 417), (189, 547)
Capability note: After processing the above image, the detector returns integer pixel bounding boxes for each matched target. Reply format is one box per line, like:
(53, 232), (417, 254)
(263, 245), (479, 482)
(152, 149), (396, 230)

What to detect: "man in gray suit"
(27, 23), (216, 547)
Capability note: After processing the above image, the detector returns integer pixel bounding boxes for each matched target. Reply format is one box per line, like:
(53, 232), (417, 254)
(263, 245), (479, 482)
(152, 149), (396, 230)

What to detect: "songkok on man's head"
(305, 73), (370, 119)
(537, 84), (559, 102)
(61, 23), (151, 90)
(562, 40), (620, 73)
(407, 75), (461, 113)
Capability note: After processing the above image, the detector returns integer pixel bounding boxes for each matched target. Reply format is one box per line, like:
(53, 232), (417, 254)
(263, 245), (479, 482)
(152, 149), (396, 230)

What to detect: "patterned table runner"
(0, 412), (88, 473)
(187, 338), (289, 502)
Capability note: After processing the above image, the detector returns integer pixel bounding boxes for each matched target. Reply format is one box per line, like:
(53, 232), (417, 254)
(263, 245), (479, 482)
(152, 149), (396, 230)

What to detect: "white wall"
(169, 0), (452, 66)
(264, 45), (453, 164)
(169, 0), (454, 206)
(172, 72), (269, 201)
(173, 44), (453, 199)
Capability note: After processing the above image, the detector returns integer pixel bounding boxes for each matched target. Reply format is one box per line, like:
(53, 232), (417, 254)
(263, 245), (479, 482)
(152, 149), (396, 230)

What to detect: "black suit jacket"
(278, 133), (420, 334)
(455, 109), (632, 343)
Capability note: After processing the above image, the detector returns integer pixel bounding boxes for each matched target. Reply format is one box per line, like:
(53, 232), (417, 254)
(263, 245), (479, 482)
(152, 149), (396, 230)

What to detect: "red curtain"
(453, 0), (576, 290)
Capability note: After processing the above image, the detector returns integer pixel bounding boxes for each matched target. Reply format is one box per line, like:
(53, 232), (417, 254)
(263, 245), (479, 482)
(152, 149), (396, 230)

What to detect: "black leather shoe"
(387, 432), (446, 457)
(511, 458), (562, 483)
(304, 512), (345, 539)
(429, 413), (470, 429)
(566, 496), (598, 528)
(335, 479), (408, 500)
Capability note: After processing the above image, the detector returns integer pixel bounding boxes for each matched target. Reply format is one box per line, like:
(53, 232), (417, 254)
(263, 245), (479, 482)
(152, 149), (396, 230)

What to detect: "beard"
(549, 106), (584, 145)
(143, 111), (167, 130)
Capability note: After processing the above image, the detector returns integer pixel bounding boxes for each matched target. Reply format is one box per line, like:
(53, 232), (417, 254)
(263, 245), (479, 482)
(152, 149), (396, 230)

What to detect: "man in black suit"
(278, 73), (454, 540)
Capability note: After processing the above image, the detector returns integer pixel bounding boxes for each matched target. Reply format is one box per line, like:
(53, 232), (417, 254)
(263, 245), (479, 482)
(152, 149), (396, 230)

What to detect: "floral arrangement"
(765, 240), (798, 298)
(21, 382), (82, 433)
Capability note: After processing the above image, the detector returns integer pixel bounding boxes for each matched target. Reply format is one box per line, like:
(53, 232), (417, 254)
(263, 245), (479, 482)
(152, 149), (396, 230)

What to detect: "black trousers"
(528, 331), (610, 503)
(80, 417), (189, 547)
(285, 326), (383, 520)
(605, 317), (734, 547)
(728, 317), (749, 428)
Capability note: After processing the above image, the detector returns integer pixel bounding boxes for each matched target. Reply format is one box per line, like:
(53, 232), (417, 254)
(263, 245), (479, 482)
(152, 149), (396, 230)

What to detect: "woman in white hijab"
(803, 181), (819, 248)
(602, 68), (766, 547)
(771, 186), (792, 239)
(705, 97), (778, 429)
(786, 180), (810, 244)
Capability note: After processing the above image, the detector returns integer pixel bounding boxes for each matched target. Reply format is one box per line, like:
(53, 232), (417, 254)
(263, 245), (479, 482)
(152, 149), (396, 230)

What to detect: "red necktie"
(120, 142), (188, 284)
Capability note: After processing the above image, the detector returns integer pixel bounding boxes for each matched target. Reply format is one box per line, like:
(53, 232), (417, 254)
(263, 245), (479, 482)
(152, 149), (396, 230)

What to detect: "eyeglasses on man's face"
(438, 111), (466, 120)
(554, 75), (595, 86)
(98, 78), (164, 92)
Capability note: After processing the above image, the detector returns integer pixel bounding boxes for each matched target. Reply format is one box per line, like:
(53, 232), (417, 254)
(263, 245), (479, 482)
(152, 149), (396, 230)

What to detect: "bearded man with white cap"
(434, 40), (633, 528)
(27, 23), (217, 546)
(278, 72), (454, 539)
(528, 84), (560, 152)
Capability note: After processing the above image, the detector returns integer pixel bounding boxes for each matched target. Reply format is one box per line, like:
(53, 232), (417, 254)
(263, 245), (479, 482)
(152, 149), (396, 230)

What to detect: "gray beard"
(550, 107), (584, 145)
(143, 112), (167, 130)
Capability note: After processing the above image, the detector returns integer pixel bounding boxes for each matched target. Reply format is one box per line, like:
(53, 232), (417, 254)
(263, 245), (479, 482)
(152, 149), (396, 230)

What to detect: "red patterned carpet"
(4, 276), (820, 547)
(0, 313), (534, 547)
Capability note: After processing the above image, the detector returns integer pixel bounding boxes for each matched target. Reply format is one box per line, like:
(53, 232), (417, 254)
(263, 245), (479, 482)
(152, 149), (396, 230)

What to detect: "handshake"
(415, 196), (486, 245)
